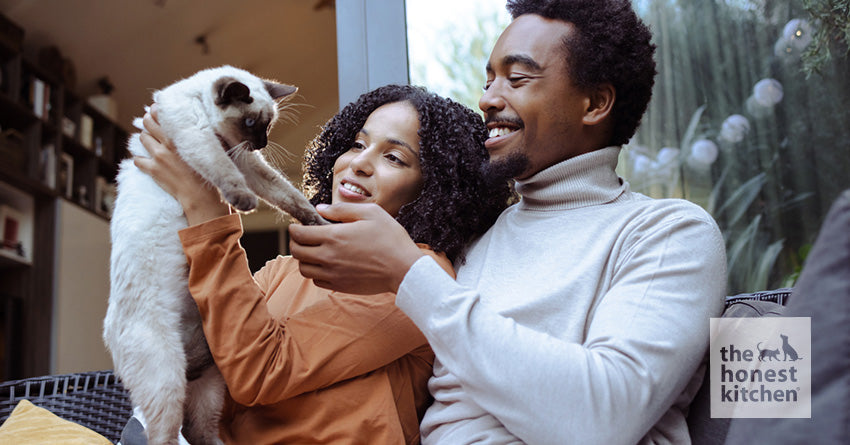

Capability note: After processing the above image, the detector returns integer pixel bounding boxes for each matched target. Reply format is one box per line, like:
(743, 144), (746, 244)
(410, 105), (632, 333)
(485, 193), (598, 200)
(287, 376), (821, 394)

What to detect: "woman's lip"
(337, 180), (371, 200)
(337, 185), (367, 200)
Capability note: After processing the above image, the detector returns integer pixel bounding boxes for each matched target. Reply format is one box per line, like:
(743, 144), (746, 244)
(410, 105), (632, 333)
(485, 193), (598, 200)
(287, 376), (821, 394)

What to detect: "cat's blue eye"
(245, 118), (256, 127)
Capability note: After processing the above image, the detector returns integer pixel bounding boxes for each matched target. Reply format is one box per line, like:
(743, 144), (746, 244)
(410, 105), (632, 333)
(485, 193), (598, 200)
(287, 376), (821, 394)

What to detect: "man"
(290, 0), (727, 443)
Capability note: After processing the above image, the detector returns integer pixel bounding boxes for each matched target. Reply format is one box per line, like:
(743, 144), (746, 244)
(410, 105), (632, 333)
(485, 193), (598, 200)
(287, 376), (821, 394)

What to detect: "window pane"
(406, 0), (510, 114)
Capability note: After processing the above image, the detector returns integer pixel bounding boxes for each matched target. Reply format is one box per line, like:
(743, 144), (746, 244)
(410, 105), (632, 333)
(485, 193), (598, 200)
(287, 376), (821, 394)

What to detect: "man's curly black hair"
(506, 0), (657, 147)
(303, 84), (514, 263)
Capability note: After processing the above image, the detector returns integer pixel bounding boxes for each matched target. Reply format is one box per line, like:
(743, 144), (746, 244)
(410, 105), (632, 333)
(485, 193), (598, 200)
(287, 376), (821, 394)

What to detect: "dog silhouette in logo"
(757, 341), (781, 361)
(780, 334), (802, 361)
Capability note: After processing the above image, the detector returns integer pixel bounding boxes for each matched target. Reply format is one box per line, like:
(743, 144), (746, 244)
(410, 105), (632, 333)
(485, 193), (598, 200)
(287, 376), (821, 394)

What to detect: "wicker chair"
(0, 369), (132, 443)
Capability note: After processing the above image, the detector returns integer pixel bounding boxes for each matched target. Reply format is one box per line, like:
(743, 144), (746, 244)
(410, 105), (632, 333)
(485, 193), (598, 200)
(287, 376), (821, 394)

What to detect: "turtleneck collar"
(514, 146), (628, 211)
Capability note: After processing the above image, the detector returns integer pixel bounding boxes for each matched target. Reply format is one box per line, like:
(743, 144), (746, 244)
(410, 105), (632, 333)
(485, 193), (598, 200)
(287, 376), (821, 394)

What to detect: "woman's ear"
(582, 83), (615, 126)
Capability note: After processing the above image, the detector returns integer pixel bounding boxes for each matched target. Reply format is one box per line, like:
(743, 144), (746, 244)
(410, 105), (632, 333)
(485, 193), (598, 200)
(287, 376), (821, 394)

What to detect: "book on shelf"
(39, 144), (56, 189)
(29, 78), (50, 120)
(58, 153), (73, 199)
(79, 114), (93, 149)
(62, 117), (76, 138)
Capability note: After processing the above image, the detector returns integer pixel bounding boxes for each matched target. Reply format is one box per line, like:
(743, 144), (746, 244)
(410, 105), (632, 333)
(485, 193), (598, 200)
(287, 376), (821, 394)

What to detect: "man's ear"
(582, 83), (615, 126)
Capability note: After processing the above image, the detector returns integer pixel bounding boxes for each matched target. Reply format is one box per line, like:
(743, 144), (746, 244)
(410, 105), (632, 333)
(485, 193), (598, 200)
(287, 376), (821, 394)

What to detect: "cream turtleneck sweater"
(397, 147), (727, 445)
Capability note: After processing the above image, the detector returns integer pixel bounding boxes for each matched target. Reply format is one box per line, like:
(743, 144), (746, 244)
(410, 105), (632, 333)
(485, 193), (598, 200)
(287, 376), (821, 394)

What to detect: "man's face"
(480, 14), (592, 180)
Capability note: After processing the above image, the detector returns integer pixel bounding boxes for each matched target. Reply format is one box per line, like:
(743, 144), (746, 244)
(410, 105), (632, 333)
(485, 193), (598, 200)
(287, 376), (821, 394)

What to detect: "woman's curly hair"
(303, 84), (514, 263)
(506, 0), (657, 147)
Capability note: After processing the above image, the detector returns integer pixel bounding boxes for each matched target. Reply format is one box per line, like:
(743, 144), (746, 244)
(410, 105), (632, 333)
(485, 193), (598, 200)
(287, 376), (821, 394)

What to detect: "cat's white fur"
(104, 65), (326, 445)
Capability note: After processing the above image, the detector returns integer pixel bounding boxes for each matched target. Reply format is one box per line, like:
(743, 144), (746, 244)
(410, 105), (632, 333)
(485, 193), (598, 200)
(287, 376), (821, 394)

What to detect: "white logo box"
(709, 317), (811, 418)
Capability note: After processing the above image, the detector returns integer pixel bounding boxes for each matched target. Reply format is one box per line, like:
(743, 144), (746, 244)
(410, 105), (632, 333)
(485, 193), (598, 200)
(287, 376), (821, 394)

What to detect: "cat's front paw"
(225, 192), (258, 212)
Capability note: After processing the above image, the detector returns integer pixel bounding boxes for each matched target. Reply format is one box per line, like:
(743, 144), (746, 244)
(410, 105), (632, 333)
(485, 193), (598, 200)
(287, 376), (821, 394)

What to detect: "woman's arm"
(180, 216), (448, 405)
(133, 106), (230, 225)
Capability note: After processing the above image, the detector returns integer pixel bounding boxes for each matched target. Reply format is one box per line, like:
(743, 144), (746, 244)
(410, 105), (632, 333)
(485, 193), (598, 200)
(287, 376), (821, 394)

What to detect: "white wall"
(52, 200), (113, 373)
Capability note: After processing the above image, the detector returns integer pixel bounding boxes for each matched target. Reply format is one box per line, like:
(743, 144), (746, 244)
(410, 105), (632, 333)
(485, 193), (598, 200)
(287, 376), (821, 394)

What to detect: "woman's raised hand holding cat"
(135, 104), (231, 225)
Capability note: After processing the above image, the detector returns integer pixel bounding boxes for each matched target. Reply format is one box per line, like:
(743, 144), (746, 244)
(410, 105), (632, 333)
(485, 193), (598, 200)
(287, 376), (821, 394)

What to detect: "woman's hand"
(133, 105), (230, 225)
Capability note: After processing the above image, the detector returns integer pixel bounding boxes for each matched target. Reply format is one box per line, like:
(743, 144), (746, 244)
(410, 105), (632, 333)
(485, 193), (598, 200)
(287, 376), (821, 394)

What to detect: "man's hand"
(289, 203), (425, 295)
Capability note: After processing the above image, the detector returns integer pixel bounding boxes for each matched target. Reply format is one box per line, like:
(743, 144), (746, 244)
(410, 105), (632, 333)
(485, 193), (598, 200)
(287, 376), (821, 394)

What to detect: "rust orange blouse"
(178, 214), (451, 444)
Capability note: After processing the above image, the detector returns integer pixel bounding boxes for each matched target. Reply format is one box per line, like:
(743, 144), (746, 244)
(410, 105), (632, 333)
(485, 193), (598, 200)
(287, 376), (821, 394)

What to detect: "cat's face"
(212, 76), (297, 152)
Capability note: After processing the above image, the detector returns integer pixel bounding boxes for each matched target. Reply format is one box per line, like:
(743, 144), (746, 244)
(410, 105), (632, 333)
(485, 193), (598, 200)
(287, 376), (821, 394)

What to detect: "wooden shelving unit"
(0, 23), (128, 379)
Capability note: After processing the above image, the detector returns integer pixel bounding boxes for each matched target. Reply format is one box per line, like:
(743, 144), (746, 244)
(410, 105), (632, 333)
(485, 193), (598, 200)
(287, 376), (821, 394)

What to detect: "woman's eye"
(385, 153), (405, 165)
(350, 141), (365, 151)
(245, 118), (256, 127)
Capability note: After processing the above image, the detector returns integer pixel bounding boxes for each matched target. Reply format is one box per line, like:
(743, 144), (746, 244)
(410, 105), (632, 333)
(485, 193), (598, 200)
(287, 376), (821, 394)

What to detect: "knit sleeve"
(179, 215), (450, 405)
(397, 212), (727, 445)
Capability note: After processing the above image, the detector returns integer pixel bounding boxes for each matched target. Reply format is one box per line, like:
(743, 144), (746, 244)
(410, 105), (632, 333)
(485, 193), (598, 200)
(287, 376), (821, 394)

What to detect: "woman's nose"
(349, 147), (375, 175)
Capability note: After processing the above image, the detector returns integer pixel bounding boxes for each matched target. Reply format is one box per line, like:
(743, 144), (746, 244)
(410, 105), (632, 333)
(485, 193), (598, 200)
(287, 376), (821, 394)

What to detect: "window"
(402, 0), (849, 294)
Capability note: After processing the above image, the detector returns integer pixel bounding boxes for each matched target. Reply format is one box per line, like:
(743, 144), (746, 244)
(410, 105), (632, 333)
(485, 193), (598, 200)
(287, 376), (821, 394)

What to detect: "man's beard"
(482, 151), (530, 184)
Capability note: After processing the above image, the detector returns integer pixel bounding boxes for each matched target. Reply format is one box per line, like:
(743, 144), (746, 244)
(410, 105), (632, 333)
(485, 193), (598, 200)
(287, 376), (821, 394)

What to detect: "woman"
(135, 84), (513, 444)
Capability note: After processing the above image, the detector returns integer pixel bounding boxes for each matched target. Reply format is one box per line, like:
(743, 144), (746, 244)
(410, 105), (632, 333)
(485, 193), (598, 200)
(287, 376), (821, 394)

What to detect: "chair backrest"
(0, 369), (132, 443)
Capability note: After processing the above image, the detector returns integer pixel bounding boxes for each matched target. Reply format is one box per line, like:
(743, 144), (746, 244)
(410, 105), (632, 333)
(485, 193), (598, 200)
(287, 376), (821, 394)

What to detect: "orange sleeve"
(179, 214), (451, 406)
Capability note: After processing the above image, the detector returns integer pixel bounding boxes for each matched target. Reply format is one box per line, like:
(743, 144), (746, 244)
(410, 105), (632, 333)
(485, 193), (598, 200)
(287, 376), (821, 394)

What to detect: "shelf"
(0, 182), (34, 268)
(0, 247), (29, 267)
(0, 12), (127, 378)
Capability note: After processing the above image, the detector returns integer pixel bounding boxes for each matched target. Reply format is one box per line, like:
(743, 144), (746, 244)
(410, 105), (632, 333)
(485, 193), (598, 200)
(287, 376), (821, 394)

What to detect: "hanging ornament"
(687, 139), (718, 169)
(774, 36), (795, 58)
(719, 114), (751, 143)
(753, 78), (784, 107)
(782, 19), (813, 51)
(745, 96), (772, 118)
(656, 147), (680, 165)
(629, 152), (653, 178)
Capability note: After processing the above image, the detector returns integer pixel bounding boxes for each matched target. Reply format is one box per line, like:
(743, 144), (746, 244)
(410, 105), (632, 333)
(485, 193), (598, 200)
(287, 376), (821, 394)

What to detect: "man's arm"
(288, 202), (425, 294)
(291, 202), (727, 444)
(398, 215), (727, 444)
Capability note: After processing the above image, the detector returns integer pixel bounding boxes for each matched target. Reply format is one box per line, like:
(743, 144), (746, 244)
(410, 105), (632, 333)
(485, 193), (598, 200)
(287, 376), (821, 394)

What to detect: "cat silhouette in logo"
(757, 341), (781, 361)
(780, 334), (802, 361)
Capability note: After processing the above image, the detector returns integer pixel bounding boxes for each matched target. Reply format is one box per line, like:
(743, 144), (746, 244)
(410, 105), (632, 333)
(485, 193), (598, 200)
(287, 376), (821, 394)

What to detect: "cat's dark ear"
(215, 77), (253, 106)
(265, 81), (297, 100)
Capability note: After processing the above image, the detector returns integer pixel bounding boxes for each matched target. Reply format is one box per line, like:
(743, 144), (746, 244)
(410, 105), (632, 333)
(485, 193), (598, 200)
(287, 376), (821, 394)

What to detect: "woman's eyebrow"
(387, 137), (416, 156)
(359, 128), (417, 155)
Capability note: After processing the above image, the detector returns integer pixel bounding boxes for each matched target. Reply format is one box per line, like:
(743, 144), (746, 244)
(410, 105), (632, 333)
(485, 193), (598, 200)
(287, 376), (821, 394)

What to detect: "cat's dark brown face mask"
(212, 77), (297, 152)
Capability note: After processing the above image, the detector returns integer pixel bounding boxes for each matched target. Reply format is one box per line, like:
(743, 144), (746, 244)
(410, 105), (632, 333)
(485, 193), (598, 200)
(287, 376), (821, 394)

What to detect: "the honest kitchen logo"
(709, 317), (811, 418)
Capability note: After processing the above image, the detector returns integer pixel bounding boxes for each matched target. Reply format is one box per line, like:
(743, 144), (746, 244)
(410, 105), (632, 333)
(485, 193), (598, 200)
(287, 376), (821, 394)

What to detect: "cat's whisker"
(263, 141), (299, 169)
(275, 101), (313, 126)
(277, 108), (301, 126)
(226, 141), (250, 161)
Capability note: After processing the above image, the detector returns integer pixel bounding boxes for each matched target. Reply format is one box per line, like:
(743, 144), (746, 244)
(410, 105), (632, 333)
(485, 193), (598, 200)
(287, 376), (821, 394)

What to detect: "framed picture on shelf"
(58, 153), (73, 199)
(0, 205), (24, 258)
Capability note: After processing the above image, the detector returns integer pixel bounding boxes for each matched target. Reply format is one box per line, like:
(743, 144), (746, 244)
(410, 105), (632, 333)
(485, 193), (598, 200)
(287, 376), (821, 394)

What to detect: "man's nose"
(479, 81), (506, 114)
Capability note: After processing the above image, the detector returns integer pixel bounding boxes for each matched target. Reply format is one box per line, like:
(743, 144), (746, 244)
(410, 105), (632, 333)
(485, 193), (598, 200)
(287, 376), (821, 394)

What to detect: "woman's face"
(332, 101), (424, 217)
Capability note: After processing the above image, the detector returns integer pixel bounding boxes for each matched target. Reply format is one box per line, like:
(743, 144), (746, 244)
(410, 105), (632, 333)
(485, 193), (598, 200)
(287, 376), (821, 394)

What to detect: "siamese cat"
(104, 65), (327, 445)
